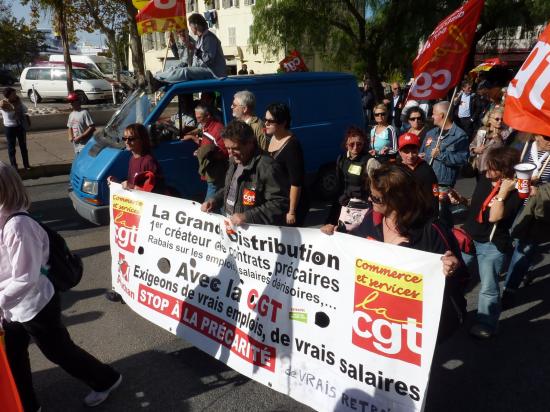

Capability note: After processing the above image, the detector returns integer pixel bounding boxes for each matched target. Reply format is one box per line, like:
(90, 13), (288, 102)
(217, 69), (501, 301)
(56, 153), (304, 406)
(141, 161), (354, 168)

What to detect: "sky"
(10, 0), (102, 47)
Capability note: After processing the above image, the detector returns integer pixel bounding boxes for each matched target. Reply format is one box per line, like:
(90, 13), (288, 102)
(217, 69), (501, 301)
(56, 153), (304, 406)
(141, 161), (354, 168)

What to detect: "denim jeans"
(5, 125), (30, 168)
(156, 66), (215, 83)
(463, 240), (504, 331)
(504, 239), (535, 291)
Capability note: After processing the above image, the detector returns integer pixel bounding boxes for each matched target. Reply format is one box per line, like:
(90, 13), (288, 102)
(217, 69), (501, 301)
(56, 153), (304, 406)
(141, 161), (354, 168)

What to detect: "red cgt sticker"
(243, 188), (256, 206)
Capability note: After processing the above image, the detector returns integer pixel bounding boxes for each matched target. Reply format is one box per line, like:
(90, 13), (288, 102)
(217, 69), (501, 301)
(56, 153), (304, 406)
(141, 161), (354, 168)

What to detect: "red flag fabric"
(0, 333), (24, 412)
(279, 50), (308, 73)
(136, 0), (186, 35)
(409, 0), (484, 100)
(504, 24), (550, 136)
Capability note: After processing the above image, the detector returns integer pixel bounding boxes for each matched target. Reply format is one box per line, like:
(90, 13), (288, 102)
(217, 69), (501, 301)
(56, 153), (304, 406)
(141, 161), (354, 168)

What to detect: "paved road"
(24, 176), (550, 412)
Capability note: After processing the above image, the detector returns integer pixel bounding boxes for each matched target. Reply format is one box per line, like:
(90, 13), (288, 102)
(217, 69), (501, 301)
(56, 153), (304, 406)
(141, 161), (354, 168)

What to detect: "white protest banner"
(110, 184), (445, 412)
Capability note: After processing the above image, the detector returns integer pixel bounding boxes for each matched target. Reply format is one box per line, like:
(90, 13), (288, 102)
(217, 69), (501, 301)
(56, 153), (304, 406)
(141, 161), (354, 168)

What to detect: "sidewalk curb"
(20, 163), (72, 180)
(0, 109), (117, 133)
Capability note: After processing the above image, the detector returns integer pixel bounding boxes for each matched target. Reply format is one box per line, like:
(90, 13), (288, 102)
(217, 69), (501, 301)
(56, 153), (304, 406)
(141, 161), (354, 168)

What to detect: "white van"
(49, 55), (114, 79)
(20, 62), (113, 103)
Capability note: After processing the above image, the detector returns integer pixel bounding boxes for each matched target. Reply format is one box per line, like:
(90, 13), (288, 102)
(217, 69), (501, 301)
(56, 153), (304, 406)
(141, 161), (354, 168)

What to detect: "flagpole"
(162, 31), (172, 72)
(429, 85), (459, 166)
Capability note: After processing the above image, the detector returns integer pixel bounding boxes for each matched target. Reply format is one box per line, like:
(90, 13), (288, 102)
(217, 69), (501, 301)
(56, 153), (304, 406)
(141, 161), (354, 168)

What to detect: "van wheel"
(315, 165), (338, 200)
(28, 90), (42, 104)
(75, 91), (89, 104)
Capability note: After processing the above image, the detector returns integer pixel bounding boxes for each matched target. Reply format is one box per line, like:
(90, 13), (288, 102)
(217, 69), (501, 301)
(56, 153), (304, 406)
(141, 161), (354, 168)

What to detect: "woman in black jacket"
(321, 127), (370, 235)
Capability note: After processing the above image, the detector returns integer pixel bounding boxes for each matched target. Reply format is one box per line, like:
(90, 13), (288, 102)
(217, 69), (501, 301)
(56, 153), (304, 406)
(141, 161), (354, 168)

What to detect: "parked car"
(19, 62), (113, 103)
(69, 72), (365, 225)
(0, 69), (17, 85)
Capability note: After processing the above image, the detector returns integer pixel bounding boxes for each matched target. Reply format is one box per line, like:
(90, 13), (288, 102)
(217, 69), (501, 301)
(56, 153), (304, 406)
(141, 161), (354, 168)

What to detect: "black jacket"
(452, 92), (484, 128)
(213, 150), (289, 225)
(325, 152), (370, 225)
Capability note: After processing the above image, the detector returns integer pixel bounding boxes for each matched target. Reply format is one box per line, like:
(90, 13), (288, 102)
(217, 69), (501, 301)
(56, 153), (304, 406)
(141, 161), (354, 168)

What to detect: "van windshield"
(101, 90), (153, 145)
(73, 68), (103, 80)
(96, 62), (113, 75)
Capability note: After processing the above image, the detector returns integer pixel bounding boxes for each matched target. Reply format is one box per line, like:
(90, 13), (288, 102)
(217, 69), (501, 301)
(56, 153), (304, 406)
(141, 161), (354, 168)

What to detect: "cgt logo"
(352, 259), (424, 366)
(118, 253), (130, 282)
(112, 195), (144, 253)
(242, 188), (256, 206)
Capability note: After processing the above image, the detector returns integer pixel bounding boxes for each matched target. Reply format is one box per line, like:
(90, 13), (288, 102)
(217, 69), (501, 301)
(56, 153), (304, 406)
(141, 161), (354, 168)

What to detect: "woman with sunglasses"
(369, 103), (397, 158)
(360, 164), (467, 341)
(106, 124), (164, 302)
(462, 147), (522, 339)
(321, 127), (370, 235)
(109, 124), (164, 192)
(469, 107), (506, 177)
(405, 107), (428, 143)
(265, 103), (309, 226)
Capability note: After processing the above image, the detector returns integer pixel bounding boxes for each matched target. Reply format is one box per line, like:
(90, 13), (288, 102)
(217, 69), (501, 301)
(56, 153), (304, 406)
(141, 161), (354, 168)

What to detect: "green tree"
(78, 0), (128, 80)
(0, 1), (43, 69)
(120, 0), (145, 84)
(250, 0), (550, 100)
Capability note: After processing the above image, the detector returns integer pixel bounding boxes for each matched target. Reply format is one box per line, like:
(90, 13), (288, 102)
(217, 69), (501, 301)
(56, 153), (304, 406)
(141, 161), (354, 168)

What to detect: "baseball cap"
(67, 92), (80, 102)
(398, 133), (420, 150)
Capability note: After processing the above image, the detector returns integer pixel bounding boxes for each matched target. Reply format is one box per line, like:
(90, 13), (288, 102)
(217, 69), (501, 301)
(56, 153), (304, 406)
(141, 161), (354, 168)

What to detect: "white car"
(20, 62), (113, 104)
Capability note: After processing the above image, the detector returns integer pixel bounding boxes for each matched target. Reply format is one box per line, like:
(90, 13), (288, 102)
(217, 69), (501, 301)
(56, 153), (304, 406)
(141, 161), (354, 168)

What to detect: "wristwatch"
(494, 197), (505, 202)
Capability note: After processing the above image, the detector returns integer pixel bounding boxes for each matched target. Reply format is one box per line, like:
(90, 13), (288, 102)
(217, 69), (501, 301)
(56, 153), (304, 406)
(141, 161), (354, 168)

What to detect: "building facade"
(137, 0), (284, 75)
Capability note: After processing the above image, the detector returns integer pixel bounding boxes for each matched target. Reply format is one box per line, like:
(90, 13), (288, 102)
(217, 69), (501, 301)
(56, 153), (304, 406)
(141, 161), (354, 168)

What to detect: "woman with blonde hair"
(0, 161), (122, 410)
(469, 106), (507, 176)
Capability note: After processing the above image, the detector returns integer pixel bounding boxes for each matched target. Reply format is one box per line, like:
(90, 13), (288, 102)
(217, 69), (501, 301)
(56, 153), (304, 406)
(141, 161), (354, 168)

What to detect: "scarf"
(476, 180), (501, 223)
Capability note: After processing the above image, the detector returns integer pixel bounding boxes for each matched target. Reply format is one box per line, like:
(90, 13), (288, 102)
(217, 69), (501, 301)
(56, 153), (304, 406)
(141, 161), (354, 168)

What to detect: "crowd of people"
(182, 76), (547, 342)
(1, 58), (549, 410)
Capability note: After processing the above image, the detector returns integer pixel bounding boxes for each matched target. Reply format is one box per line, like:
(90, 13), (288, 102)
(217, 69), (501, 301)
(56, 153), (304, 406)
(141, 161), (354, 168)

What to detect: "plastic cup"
(514, 163), (536, 199)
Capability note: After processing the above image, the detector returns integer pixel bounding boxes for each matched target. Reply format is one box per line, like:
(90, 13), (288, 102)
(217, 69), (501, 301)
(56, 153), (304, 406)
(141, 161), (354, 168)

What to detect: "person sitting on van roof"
(231, 90), (267, 150)
(66, 92), (95, 155)
(201, 120), (289, 226)
(146, 14), (226, 92)
(169, 28), (196, 68)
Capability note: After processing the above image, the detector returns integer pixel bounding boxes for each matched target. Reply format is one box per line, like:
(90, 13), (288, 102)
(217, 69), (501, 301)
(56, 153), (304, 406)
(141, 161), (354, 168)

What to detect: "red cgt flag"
(136, 0), (186, 35)
(504, 24), (550, 137)
(409, 0), (484, 100)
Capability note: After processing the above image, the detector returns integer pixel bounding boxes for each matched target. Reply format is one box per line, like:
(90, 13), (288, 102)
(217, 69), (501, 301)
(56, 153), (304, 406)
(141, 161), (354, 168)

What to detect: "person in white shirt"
(0, 162), (121, 411)
(0, 87), (31, 170)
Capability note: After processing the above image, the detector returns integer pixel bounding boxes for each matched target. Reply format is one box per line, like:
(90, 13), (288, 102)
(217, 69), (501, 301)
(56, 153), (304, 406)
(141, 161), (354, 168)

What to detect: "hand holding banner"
(504, 24), (550, 137)
(409, 0), (484, 100)
(136, 0), (187, 35)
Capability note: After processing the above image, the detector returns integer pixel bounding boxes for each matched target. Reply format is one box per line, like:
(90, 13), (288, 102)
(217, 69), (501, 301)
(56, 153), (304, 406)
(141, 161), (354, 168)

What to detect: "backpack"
(3, 213), (83, 291)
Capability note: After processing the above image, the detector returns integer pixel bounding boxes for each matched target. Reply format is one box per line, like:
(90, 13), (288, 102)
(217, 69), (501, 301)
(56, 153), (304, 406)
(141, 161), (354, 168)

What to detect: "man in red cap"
(398, 132), (439, 214)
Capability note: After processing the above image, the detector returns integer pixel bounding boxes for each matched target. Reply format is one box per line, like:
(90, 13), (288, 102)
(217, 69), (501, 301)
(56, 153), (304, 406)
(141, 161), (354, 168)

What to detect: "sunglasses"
(369, 194), (384, 204)
(491, 117), (503, 121)
(409, 116), (422, 121)
(263, 118), (279, 125)
(122, 137), (138, 142)
(374, 112), (386, 117)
